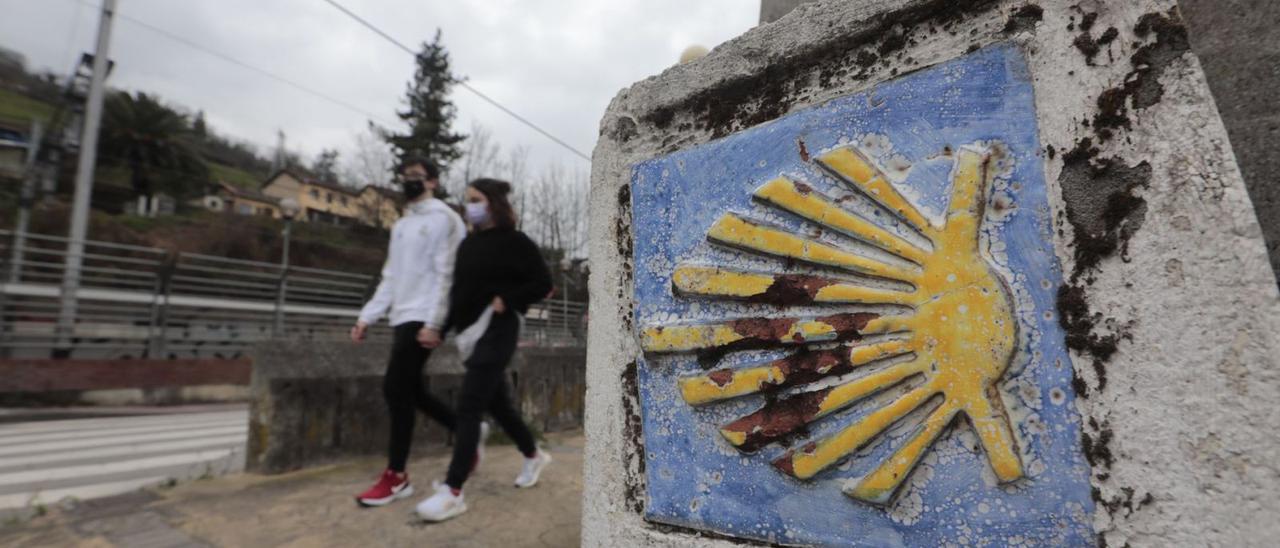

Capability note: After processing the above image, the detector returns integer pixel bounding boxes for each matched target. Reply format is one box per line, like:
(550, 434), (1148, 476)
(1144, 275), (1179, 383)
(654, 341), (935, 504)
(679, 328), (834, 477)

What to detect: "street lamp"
(273, 198), (300, 337)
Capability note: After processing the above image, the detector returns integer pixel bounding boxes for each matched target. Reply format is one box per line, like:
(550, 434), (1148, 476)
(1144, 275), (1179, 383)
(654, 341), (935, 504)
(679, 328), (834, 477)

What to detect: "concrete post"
(55, 0), (117, 357)
(585, 1), (1280, 546)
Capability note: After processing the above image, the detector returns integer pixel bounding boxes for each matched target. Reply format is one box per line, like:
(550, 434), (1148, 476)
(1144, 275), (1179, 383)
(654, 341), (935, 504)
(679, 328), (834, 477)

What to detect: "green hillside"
(208, 162), (263, 189)
(0, 88), (56, 127)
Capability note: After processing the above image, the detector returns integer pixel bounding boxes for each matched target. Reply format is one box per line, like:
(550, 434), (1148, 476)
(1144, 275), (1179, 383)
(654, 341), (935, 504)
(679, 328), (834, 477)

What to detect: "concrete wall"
(246, 339), (585, 474)
(585, 0), (1280, 545)
(1178, 0), (1280, 285)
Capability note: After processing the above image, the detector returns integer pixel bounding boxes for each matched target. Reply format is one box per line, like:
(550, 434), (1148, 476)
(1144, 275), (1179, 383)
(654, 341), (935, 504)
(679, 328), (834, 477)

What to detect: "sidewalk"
(0, 431), (584, 547)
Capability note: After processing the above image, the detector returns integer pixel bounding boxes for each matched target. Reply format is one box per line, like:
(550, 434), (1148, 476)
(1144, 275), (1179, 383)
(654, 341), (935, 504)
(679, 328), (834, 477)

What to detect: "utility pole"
(273, 198), (300, 337)
(8, 121), (43, 283)
(273, 130), (286, 172)
(54, 0), (117, 358)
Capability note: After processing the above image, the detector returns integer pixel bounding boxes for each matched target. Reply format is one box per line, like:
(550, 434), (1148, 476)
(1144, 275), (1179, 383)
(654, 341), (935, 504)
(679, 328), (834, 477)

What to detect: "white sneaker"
(514, 450), (551, 488)
(416, 482), (467, 522)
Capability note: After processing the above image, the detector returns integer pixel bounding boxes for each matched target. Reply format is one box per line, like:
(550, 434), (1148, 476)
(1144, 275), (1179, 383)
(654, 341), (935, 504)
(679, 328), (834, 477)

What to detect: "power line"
(66, 0), (400, 129)
(318, 0), (592, 162)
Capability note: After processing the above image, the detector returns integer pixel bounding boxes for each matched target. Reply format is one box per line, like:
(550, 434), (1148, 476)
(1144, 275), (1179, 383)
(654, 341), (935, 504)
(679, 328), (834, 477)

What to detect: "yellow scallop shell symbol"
(640, 143), (1023, 504)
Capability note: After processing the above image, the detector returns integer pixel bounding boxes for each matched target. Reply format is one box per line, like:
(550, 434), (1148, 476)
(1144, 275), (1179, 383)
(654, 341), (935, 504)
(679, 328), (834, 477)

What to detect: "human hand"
(350, 321), (369, 343)
(418, 327), (442, 348)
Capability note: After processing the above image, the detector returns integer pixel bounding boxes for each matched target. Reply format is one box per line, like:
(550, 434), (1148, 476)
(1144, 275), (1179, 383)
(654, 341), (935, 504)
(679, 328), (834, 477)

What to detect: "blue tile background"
(629, 44), (1095, 546)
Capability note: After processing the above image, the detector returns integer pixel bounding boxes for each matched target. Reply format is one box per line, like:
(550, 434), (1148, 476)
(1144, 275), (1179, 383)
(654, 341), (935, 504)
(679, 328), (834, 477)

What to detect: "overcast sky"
(0, 0), (758, 180)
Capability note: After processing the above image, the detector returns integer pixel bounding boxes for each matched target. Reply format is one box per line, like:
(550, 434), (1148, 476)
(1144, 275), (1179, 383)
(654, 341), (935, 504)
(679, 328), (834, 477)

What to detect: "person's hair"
(399, 156), (439, 179)
(469, 178), (517, 230)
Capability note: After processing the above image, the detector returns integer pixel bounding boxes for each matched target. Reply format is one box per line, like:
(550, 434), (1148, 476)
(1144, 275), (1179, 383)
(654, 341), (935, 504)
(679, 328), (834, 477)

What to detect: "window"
(340, 196), (348, 206)
(236, 203), (254, 215)
(309, 189), (320, 199)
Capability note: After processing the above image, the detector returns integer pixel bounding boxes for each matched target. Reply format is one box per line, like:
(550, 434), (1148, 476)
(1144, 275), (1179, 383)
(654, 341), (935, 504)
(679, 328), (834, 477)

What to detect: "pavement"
(0, 405), (248, 515)
(0, 429), (584, 547)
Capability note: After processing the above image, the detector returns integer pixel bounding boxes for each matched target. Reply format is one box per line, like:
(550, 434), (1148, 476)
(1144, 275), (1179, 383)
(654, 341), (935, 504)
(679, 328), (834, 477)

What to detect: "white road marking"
(0, 434), (246, 470)
(0, 418), (245, 447)
(0, 425), (246, 457)
(0, 448), (235, 487)
(0, 410), (246, 436)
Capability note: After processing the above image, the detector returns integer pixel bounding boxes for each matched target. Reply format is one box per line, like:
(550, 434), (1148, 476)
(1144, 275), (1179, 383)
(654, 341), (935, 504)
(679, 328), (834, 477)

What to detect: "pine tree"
(192, 110), (207, 138)
(381, 29), (466, 174)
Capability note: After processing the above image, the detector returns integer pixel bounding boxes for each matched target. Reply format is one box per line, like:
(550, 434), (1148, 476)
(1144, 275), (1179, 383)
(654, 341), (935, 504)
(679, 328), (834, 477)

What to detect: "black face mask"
(402, 179), (427, 201)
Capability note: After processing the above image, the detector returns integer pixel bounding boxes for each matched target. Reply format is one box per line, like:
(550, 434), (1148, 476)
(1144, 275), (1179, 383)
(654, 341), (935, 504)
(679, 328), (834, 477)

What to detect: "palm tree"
(99, 91), (208, 214)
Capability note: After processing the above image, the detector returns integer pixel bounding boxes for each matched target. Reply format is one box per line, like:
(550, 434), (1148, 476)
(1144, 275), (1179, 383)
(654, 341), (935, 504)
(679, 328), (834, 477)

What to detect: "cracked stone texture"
(584, 0), (1280, 546)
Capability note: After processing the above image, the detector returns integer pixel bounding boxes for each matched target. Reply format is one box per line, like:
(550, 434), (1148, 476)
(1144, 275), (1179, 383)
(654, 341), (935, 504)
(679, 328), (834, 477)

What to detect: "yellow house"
(199, 182), (283, 219)
(357, 185), (401, 229)
(261, 170), (369, 226)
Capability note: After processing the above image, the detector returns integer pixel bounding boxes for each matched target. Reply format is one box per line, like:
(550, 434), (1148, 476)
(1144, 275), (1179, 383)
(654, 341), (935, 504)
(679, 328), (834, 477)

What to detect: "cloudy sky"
(1, 0), (759, 179)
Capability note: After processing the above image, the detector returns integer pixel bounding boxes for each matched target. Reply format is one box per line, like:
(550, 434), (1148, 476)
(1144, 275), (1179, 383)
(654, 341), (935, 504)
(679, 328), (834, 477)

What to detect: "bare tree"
(448, 120), (502, 197)
(445, 121), (589, 260)
(345, 125), (398, 228)
(518, 162), (588, 259)
(506, 145), (530, 229)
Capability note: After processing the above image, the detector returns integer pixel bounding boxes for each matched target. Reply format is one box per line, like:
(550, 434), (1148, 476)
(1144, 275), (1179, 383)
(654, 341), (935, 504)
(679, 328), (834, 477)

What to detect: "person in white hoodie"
(350, 157), (467, 508)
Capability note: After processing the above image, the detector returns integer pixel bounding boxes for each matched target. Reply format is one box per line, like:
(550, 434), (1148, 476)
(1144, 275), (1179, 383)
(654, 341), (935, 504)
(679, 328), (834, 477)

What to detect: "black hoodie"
(444, 226), (553, 332)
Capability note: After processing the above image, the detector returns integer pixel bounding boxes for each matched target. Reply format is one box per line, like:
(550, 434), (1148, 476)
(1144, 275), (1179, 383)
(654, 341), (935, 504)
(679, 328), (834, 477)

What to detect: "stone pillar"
(585, 1), (1280, 546)
(1178, 0), (1280, 285)
(759, 0), (816, 24)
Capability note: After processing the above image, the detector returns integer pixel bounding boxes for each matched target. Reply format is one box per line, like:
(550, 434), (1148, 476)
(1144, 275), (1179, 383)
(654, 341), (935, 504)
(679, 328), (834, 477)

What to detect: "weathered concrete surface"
(585, 0), (1280, 546)
(0, 431), (584, 548)
(247, 338), (585, 474)
(1178, 0), (1280, 285)
(759, 0), (816, 24)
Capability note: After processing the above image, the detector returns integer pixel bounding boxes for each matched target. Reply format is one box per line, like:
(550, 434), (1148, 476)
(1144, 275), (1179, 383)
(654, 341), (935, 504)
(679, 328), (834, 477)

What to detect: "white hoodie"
(357, 197), (465, 329)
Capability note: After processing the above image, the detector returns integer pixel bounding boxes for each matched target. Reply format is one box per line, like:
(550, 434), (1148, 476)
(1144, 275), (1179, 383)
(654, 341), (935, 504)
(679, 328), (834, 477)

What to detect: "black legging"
(385, 321), (457, 472)
(445, 312), (538, 489)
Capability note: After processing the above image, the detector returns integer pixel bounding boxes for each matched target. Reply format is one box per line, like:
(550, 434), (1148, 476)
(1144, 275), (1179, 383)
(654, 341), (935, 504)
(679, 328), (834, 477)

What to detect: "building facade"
(198, 170), (401, 228)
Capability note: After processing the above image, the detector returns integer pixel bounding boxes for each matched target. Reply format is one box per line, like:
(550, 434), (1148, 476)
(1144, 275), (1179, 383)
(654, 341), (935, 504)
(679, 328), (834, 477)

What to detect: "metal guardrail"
(0, 230), (586, 359)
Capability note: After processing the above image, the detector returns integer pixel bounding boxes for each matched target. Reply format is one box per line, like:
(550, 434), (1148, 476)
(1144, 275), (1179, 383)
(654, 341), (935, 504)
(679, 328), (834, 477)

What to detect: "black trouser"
(385, 321), (457, 472)
(445, 312), (538, 489)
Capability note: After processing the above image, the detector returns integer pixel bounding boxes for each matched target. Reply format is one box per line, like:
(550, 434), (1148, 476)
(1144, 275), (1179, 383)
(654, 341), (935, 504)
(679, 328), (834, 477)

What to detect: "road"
(0, 405), (247, 514)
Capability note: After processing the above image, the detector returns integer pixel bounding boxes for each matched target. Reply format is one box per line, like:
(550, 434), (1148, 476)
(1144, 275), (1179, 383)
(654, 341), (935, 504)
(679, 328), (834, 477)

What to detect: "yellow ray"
(671, 265), (913, 305)
(937, 147), (990, 253)
(679, 339), (916, 406)
(708, 214), (919, 283)
(641, 313), (882, 353)
(753, 177), (929, 264)
(813, 357), (927, 418)
(817, 147), (934, 235)
(961, 390), (1024, 482)
(774, 383), (936, 480)
(846, 401), (959, 504)
(720, 358), (926, 451)
(859, 315), (913, 336)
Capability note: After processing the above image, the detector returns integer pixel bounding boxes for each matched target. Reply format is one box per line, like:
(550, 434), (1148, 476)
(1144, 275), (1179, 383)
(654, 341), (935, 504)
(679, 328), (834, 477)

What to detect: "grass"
(208, 162), (264, 190)
(0, 89), (57, 128)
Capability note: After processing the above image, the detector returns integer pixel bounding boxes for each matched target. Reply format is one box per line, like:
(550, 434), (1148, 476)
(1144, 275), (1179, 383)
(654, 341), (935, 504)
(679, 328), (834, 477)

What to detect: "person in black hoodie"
(415, 178), (553, 522)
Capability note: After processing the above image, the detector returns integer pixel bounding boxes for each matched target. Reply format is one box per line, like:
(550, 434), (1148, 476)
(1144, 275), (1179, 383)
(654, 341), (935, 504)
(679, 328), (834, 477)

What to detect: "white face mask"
(465, 202), (491, 226)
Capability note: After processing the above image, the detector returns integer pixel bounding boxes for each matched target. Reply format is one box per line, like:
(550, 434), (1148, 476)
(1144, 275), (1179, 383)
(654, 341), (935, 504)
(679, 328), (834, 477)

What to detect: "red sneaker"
(356, 469), (414, 507)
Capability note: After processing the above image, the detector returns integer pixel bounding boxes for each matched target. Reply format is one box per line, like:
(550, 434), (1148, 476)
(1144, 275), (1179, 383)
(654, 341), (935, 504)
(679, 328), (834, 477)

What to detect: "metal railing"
(0, 230), (586, 360)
